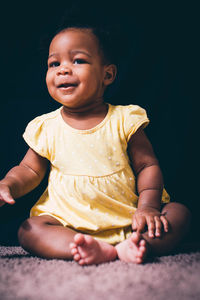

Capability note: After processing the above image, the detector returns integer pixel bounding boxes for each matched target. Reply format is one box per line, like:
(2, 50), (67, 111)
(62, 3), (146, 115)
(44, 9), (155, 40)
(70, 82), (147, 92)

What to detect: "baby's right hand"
(0, 183), (15, 207)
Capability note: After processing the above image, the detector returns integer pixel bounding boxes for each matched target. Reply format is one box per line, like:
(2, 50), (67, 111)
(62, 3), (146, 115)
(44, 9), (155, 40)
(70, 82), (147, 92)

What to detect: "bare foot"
(69, 233), (117, 265)
(115, 232), (148, 264)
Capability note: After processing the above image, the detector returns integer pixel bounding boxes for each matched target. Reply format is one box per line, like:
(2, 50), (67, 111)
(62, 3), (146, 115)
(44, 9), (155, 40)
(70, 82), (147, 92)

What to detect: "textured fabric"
(23, 103), (170, 244)
(1, 246), (200, 300)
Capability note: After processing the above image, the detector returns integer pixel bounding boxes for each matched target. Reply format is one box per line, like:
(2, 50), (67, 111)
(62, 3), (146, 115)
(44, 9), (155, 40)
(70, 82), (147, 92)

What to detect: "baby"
(0, 18), (191, 265)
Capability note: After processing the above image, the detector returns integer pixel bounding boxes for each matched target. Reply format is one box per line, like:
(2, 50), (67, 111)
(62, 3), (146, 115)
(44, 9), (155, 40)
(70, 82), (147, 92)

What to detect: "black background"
(0, 0), (199, 244)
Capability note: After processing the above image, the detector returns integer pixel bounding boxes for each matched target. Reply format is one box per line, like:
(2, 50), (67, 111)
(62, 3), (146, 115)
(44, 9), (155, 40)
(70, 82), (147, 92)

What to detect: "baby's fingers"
(147, 217), (156, 238)
(0, 199), (15, 207)
(0, 192), (15, 207)
(154, 216), (162, 237)
(133, 216), (146, 233)
(160, 215), (168, 232)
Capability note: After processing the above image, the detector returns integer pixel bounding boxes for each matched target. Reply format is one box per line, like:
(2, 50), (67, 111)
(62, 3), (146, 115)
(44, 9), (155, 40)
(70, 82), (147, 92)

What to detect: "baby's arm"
(128, 129), (168, 238)
(0, 148), (48, 207)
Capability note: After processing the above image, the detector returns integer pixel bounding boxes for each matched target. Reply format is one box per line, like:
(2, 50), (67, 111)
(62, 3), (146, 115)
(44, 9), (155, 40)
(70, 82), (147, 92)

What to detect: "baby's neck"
(61, 100), (109, 130)
(62, 100), (107, 119)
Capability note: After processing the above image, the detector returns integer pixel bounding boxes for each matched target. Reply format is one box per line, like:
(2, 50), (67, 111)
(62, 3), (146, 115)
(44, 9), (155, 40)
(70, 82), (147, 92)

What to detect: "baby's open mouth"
(58, 83), (78, 88)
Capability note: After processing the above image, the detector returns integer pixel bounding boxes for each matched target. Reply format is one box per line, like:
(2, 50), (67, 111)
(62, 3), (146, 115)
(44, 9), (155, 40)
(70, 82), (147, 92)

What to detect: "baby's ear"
(103, 64), (117, 86)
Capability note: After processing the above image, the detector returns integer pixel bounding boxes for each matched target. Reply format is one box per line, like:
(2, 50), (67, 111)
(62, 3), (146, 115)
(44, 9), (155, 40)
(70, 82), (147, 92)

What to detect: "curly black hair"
(41, 5), (127, 68)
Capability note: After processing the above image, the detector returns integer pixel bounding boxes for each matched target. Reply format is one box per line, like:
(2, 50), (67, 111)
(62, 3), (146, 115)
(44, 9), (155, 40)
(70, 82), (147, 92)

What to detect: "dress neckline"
(58, 103), (112, 134)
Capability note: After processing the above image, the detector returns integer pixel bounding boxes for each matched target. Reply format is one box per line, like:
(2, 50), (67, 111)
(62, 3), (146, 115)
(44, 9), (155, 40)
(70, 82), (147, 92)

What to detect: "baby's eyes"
(48, 58), (87, 68)
(48, 61), (60, 68)
(74, 58), (87, 64)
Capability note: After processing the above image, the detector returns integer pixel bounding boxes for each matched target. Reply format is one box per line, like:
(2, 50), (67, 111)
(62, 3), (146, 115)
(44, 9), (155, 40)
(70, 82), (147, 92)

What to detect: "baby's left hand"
(132, 207), (169, 238)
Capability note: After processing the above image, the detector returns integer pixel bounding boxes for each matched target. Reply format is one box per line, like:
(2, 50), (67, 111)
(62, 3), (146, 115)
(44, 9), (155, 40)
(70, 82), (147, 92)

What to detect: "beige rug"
(0, 245), (200, 300)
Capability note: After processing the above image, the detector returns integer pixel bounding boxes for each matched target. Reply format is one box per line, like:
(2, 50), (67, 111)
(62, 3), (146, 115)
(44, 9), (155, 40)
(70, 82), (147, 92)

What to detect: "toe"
(84, 235), (95, 246)
(71, 248), (78, 255)
(130, 232), (141, 245)
(74, 253), (81, 261)
(138, 246), (146, 256)
(137, 246), (147, 263)
(78, 258), (86, 265)
(74, 233), (85, 246)
(136, 257), (143, 264)
(140, 245), (146, 253)
(69, 242), (76, 249)
(139, 239), (146, 247)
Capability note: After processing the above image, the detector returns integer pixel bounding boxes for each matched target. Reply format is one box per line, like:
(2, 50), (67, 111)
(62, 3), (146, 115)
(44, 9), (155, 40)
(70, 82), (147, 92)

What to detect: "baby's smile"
(57, 80), (79, 93)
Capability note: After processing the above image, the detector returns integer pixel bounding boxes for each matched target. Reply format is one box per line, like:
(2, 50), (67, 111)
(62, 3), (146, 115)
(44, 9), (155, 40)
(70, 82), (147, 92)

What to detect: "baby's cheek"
(47, 85), (56, 100)
(45, 71), (50, 83)
(46, 71), (54, 85)
(86, 76), (101, 91)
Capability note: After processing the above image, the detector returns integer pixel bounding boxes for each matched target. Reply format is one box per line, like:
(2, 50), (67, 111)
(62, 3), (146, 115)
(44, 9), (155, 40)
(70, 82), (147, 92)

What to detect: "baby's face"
(46, 28), (108, 109)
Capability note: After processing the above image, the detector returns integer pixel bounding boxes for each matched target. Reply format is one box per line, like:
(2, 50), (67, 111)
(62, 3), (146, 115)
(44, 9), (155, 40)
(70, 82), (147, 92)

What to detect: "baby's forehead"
(49, 27), (106, 63)
(50, 28), (100, 53)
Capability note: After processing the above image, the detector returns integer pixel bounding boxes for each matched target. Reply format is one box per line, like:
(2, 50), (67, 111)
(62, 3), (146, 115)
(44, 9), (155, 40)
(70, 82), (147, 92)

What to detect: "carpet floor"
(0, 245), (200, 300)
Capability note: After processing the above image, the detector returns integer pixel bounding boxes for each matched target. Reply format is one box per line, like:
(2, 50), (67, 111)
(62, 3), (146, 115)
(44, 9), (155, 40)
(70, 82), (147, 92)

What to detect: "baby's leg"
(19, 216), (117, 263)
(18, 215), (78, 259)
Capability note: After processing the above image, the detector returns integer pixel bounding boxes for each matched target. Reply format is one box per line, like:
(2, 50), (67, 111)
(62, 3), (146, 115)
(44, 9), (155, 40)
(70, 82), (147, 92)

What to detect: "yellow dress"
(23, 103), (170, 245)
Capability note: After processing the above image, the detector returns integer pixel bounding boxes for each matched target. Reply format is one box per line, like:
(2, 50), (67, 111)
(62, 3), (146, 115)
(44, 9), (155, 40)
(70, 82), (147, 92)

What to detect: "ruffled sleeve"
(23, 115), (50, 160)
(123, 105), (150, 142)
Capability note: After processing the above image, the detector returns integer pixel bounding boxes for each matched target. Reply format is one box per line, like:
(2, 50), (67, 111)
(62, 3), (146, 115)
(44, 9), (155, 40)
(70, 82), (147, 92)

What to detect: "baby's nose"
(57, 65), (72, 75)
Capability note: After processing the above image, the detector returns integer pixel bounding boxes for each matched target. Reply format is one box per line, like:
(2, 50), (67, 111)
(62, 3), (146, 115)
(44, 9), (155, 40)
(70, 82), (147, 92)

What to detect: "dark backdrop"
(0, 1), (199, 244)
